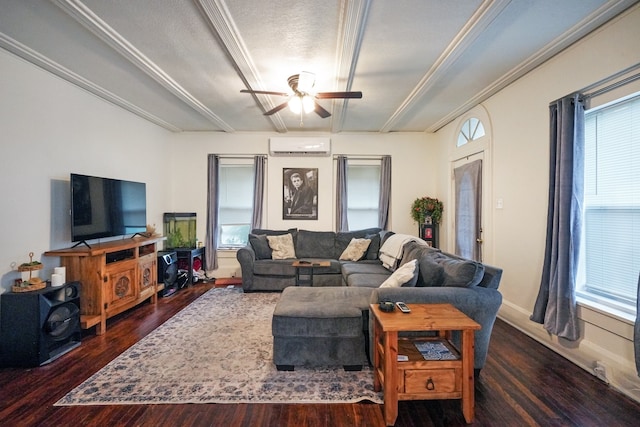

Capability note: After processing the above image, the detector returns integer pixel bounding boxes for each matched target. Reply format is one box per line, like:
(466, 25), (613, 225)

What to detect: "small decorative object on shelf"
(140, 223), (157, 238)
(13, 252), (45, 292)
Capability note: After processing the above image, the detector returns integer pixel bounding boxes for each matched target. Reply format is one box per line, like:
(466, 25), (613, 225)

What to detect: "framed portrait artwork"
(283, 168), (318, 220)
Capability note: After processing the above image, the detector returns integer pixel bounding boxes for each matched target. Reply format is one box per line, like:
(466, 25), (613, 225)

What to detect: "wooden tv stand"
(45, 236), (165, 335)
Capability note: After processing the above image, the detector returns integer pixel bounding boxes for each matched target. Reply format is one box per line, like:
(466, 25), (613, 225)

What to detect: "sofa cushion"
(416, 256), (445, 287)
(347, 273), (390, 288)
(335, 228), (381, 259)
(249, 234), (272, 259)
(295, 230), (336, 259)
(267, 233), (296, 259)
(252, 228), (297, 236)
(431, 254), (485, 288)
(400, 240), (440, 266)
(252, 228), (298, 246)
(339, 238), (371, 261)
(380, 259), (419, 288)
(272, 286), (375, 337)
(364, 233), (381, 260)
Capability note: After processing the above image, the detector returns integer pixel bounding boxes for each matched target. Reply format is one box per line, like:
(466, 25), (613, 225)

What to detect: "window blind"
(582, 94), (640, 304)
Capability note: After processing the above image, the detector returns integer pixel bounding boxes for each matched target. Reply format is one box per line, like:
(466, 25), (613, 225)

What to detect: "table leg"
(461, 329), (475, 424)
(383, 330), (399, 426)
(373, 317), (381, 392)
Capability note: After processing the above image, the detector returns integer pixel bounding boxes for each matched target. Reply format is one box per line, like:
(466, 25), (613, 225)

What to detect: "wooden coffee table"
(370, 303), (481, 425)
(291, 260), (331, 286)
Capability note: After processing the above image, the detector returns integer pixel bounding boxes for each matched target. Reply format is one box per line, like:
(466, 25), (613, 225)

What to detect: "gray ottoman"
(272, 286), (374, 371)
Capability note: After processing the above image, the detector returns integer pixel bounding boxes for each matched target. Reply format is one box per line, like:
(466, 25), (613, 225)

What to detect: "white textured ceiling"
(1, 0), (637, 133)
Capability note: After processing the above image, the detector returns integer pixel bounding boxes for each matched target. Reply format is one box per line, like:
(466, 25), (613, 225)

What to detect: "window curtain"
(335, 155), (349, 231)
(530, 94), (584, 341)
(251, 155), (266, 230)
(636, 273), (640, 376)
(205, 154), (219, 271)
(378, 155), (391, 230)
(454, 159), (482, 261)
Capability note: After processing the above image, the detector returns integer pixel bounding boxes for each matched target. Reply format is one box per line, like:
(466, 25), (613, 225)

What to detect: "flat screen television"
(70, 173), (147, 244)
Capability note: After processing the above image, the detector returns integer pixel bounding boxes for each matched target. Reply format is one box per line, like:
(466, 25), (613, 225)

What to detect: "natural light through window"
(218, 163), (254, 248)
(457, 117), (485, 147)
(347, 163), (381, 230)
(577, 92), (640, 316)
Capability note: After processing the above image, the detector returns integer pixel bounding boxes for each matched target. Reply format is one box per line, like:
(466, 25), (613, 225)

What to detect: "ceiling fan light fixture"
(289, 95), (314, 114)
(288, 96), (302, 114)
(302, 95), (314, 113)
(298, 71), (315, 94)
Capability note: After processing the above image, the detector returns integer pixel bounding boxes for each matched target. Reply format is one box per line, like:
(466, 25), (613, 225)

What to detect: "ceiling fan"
(240, 71), (362, 119)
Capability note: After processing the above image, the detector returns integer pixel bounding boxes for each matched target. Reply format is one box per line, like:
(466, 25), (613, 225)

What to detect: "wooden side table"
(291, 260), (331, 286)
(370, 303), (481, 425)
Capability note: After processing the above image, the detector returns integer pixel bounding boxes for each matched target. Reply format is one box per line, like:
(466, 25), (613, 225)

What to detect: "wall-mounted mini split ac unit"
(269, 137), (331, 156)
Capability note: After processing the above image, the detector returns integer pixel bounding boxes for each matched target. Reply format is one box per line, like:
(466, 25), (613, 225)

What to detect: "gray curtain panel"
(205, 154), (219, 271)
(635, 273), (640, 376)
(454, 159), (482, 261)
(378, 155), (391, 230)
(336, 155), (349, 231)
(530, 94), (584, 341)
(251, 155), (266, 230)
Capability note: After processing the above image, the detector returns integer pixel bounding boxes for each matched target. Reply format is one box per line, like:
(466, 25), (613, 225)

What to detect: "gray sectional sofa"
(237, 227), (387, 291)
(237, 228), (502, 373)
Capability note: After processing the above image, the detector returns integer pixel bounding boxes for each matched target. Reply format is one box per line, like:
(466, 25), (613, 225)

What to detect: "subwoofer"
(157, 251), (178, 297)
(0, 281), (81, 367)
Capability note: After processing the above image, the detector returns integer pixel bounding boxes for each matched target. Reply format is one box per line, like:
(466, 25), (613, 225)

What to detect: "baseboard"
(498, 301), (640, 404)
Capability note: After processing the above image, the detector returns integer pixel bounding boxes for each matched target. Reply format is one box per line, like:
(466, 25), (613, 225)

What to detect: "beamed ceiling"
(1, 0), (638, 133)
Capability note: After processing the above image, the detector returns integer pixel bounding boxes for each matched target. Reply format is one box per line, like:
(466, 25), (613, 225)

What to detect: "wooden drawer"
(404, 368), (459, 394)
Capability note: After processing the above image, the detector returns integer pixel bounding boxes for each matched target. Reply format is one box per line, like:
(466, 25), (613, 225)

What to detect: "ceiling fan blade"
(314, 102), (331, 118)
(241, 89), (289, 97)
(315, 91), (363, 99)
(264, 101), (289, 116)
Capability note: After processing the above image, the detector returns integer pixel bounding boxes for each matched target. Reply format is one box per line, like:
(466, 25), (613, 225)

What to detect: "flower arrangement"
(411, 196), (443, 225)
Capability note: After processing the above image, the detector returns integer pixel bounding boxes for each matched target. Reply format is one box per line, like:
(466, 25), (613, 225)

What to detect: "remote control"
(396, 302), (411, 313)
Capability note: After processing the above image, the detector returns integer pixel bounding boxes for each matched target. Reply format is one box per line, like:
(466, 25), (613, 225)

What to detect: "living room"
(1, 0), (639, 420)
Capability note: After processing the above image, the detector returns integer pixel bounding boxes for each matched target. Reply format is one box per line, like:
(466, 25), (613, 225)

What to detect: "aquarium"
(163, 212), (197, 249)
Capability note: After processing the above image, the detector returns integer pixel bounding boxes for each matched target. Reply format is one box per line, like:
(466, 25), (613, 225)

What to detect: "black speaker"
(0, 281), (82, 367)
(157, 251), (178, 297)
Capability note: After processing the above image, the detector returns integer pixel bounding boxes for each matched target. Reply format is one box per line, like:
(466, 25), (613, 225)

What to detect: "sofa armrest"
(369, 286), (502, 370)
(236, 245), (256, 291)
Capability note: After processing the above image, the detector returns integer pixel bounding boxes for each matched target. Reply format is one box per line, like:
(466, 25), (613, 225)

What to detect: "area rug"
(55, 288), (383, 405)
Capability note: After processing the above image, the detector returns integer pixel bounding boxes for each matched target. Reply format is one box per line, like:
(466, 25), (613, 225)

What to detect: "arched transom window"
(457, 117), (485, 147)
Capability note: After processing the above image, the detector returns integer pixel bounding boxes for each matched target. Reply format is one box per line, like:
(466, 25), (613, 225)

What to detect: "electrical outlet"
(593, 361), (609, 383)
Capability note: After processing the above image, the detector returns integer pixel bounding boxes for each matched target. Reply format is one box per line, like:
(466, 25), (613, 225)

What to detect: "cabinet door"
(105, 260), (138, 315)
(138, 256), (156, 299)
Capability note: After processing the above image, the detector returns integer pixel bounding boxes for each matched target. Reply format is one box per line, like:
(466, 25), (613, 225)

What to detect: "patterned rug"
(55, 288), (383, 405)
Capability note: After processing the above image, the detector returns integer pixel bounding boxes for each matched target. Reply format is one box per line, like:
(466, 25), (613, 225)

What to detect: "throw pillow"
(364, 233), (381, 260)
(416, 256), (445, 287)
(266, 233), (296, 259)
(380, 259), (419, 288)
(432, 255), (485, 288)
(339, 238), (371, 261)
(248, 234), (272, 259)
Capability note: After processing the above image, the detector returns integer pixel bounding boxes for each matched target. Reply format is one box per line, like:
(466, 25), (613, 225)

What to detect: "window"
(577, 92), (640, 314)
(218, 163), (254, 248)
(457, 117), (485, 147)
(347, 162), (381, 229)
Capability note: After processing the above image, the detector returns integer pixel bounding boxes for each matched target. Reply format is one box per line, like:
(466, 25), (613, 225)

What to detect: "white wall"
(432, 5), (640, 402)
(0, 50), (173, 293)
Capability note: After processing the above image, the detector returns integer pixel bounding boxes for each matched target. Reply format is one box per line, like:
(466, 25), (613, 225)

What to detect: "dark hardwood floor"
(1, 282), (639, 426)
